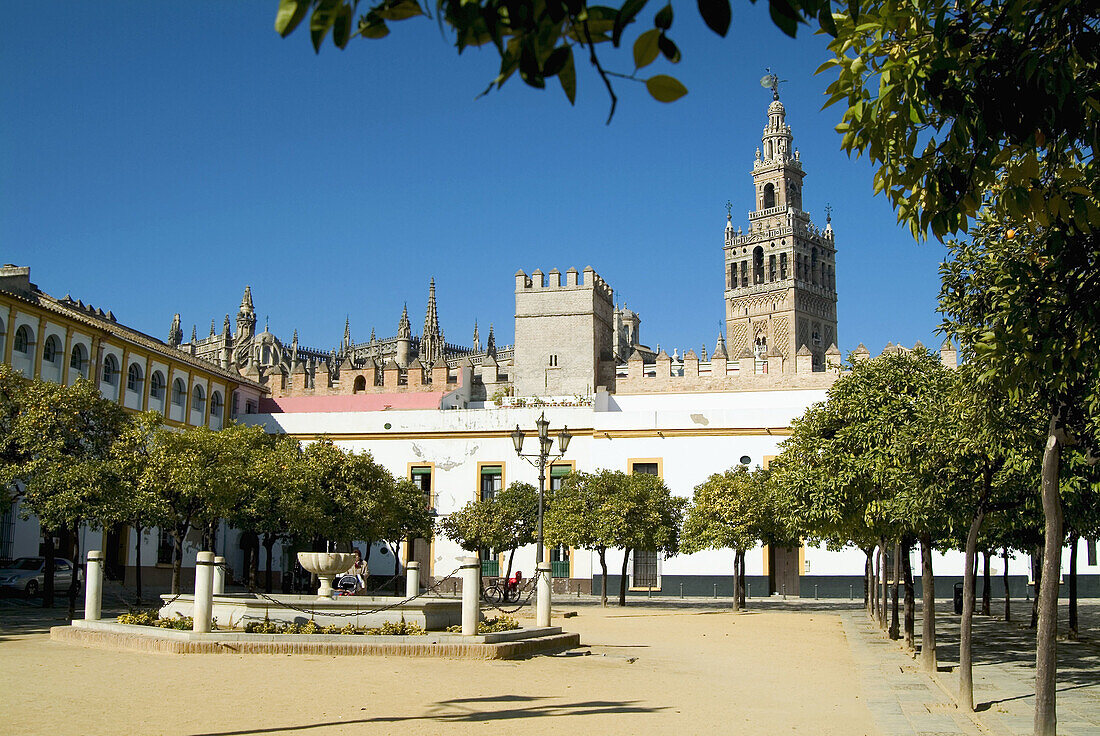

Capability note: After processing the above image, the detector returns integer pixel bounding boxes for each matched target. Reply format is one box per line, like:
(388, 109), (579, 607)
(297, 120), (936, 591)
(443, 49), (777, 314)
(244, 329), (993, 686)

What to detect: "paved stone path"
(839, 601), (1100, 736)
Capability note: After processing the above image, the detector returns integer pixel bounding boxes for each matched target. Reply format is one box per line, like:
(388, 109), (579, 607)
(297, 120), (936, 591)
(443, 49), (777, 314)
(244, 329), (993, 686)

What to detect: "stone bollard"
(213, 556), (226, 596)
(193, 551), (215, 634)
(406, 561), (420, 599)
(84, 550), (104, 621)
(460, 556), (479, 636)
(536, 562), (551, 628)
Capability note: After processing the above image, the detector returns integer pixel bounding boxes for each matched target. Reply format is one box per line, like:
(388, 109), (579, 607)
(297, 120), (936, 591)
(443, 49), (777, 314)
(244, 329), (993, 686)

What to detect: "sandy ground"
(1, 605), (877, 736)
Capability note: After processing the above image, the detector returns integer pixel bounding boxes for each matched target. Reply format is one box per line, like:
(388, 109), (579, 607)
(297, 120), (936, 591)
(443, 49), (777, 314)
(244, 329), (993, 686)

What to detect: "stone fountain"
(296, 551), (356, 599)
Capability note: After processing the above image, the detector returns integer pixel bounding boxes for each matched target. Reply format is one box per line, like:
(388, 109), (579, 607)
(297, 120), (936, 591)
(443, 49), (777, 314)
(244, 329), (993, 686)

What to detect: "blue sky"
(2, 2), (948, 357)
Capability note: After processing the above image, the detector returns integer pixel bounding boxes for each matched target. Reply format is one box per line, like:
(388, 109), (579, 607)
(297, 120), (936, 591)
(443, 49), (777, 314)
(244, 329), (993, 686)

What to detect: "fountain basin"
(296, 551), (356, 599)
(159, 592), (462, 631)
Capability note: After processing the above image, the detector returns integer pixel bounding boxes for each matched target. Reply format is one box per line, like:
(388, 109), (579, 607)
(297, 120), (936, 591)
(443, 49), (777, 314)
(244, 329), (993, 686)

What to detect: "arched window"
(43, 335), (61, 364)
(779, 253), (788, 280)
(752, 247), (765, 285)
(102, 354), (119, 385)
(763, 183), (776, 209)
(127, 363), (144, 392)
(353, 375), (366, 394)
(70, 343), (87, 374)
(209, 391), (223, 418)
(768, 254), (777, 282)
(13, 325), (32, 354)
(811, 248), (819, 286)
(149, 371), (165, 400)
(171, 378), (186, 406)
(191, 384), (205, 415)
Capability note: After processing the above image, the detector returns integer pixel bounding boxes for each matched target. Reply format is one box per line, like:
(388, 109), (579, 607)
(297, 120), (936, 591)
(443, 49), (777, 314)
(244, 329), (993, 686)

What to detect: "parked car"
(0, 557), (80, 597)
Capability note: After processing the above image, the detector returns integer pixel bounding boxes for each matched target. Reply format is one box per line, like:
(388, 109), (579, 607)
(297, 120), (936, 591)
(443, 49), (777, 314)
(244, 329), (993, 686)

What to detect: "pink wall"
(258, 392), (444, 414)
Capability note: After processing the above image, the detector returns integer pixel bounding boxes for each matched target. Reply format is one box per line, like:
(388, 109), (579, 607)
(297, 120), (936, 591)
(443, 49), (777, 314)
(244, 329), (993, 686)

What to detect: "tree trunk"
(890, 540), (900, 640)
(732, 548), (742, 611)
(171, 526), (185, 595)
(879, 543), (888, 630)
(1068, 534), (1078, 641)
(42, 531), (56, 608)
(738, 549), (746, 609)
(597, 547), (608, 607)
(505, 546), (516, 582)
(263, 535), (276, 593)
(960, 507), (986, 712)
(618, 549), (630, 607)
(982, 551), (991, 616)
(902, 538), (915, 650)
(1034, 418), (1064, 736)
(863, 547), (873, 614)
(871, 545), (879, 622)
(1030, 547), (1041, 629)
(920, 534), (937, 673)
(1003, 546), (1011, 623)
(134, 524), (144, 603)
(971, 552), (979, 614)
(390, 542), (402, 596)
(67, 523), (82, 623)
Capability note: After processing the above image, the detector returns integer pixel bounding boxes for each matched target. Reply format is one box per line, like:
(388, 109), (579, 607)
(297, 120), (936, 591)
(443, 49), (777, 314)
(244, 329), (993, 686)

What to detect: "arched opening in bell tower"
(763, 183), (776, 209)
(753, 247), (765, 285)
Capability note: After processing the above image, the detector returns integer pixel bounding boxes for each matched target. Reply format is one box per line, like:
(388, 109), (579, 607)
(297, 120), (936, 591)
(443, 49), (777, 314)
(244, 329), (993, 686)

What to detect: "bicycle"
(481, 571), (524, 606)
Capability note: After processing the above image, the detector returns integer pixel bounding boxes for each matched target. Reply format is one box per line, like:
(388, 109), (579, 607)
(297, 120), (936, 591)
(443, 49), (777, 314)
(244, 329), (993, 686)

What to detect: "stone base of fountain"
(159, 592), (462, 631)
(51, 619), (580, 659)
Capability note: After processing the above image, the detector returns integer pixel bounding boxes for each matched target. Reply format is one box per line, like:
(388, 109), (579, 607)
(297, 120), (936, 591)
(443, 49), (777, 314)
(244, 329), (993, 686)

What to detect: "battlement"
(515, 266), (614, 302)
(613, 341), (956, 395)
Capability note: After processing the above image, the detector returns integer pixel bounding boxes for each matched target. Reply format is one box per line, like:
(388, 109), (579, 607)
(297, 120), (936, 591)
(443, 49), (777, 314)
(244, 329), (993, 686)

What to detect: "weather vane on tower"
(725, 200), (733, 219)
(760, 68), (787, 101)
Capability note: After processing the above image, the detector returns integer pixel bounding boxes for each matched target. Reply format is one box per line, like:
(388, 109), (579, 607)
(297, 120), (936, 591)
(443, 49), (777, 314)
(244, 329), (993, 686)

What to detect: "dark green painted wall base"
(590, 574), (1100, 599)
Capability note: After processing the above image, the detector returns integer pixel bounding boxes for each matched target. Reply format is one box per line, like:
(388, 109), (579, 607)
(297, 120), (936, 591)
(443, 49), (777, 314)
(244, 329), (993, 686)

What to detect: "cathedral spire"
(486, 323), (496, 358)
(419, 277), (443, 366)
(473, 320), (481, 353)
(168, 314), (183, 348)
(209, 319), (216, 338)
(343, 315), (352, 350)
(398, 303), (411, 339)
(236, 286), (256, 339)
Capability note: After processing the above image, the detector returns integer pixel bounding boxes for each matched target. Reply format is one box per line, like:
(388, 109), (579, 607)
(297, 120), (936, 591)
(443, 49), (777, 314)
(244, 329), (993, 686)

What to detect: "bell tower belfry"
(723, 80), (838, 369)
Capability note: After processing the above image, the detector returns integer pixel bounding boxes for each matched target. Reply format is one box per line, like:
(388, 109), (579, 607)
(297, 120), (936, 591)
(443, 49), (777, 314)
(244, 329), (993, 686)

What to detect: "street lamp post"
(511, 412), (572, 564)
(512, 412), (570, 628)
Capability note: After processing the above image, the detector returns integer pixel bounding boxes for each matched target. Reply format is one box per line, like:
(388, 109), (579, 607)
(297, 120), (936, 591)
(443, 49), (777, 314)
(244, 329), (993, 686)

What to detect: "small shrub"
(244, 619), (283, 634)
(366, 618), (426, 636)
(118, 609), (160, 626)
(446, 615), (520, 634)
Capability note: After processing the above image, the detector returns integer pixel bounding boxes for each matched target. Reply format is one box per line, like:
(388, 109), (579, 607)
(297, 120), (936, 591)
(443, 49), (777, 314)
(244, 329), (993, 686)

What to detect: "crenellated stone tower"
(724, 84), (838, 369)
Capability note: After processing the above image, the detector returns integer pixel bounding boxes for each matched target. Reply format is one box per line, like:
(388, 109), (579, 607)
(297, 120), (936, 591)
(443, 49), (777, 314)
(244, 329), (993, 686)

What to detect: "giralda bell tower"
(723, 75), (838, 369)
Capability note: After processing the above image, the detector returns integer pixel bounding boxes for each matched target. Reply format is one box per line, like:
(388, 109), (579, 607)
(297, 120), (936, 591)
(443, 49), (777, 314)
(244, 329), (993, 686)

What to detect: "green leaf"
(543, 46), (571, 77)
(633, 28), (661, 69)
(696, 0), (731, 37)
(333, 3), (353, 48)
(558, 47), (577, 105)
(654, 3), (673, 30)
(310, 0), (340, 52)
(768, 0), (801, 38)
(657, 33), (680, 63)
(613, 0), (648, 46)
(377, 0), (424, 21)
(361, 19), (390, 38)
(817, 5), (837, 37)
(646, 74), (687, 103)
(275, 0), (309, 37)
